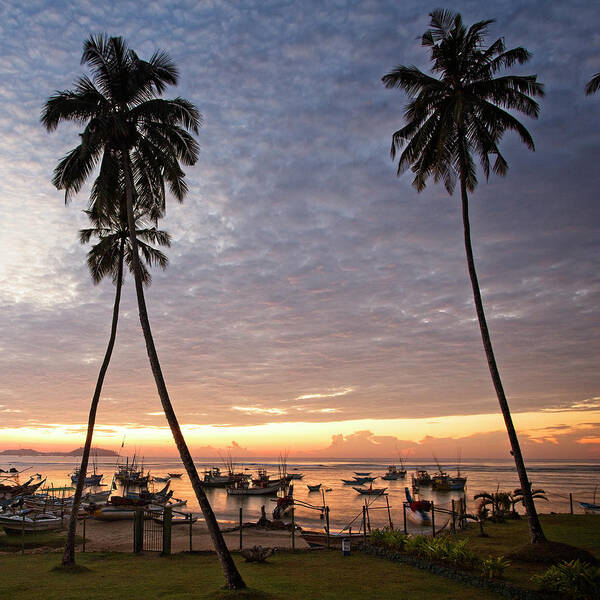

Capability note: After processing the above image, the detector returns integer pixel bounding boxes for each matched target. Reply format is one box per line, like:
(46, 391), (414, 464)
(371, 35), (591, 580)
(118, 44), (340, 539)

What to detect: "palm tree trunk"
(62, 239), (125, 566)
(120, 150), (246, 589)
(459, 173), (546, 544)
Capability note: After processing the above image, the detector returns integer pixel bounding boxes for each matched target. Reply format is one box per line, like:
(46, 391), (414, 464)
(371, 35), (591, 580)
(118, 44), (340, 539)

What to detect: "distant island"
(0, 447), (118, 457)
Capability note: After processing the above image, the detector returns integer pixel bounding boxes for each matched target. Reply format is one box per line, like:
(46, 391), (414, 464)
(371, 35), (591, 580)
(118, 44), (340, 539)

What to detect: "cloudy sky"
(0, 0), (599, 458)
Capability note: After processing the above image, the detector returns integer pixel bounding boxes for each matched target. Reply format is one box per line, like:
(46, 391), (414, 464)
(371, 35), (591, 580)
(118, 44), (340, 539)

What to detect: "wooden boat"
(341, 477), (371, 485)
(70, 469), (103, 486)
(381, 465), (406, 480)
(412, 470), (432, 487)
(307, 483), (322, 492)
(0, 511), (66, 534)
(200, 467), (249, 488)
(227, 480), (281, 496)
(431, 473), (466, 491)
(352, 486), (387, 495)
(153, 513), (197, 525)
(287, 473), (304, 480)
(153, 476), (171, 483)
(167, 473), (183, 478)
(579, 501), (600, 515)
(92, 505), (146, 521)
(354, 472), (371, 476)
(300, 530), (365, 548)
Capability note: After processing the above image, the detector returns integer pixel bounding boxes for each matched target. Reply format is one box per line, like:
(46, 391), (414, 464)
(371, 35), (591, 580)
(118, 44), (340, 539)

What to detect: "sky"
(0, 0), (599, 459)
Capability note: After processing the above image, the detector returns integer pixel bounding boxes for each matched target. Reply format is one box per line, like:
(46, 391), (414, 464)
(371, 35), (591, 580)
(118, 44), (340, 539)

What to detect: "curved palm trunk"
(62, 239), (125, 566)
(459, 173), (546, 544)
(121, 151), (246, 589)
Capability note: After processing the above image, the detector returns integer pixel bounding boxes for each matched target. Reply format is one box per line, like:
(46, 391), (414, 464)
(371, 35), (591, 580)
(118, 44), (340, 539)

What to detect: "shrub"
(369, 527), (408, 551)
(531, 559), (600, 600)
(480, 556), (510, 579)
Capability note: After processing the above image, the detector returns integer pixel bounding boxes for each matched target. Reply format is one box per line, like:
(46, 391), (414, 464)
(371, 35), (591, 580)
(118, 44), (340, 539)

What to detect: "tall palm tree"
(382, 10), (546, 543)
(42, 34), (246, 588)
(585, 73), (600, 95)
(62, 201), (170, 567)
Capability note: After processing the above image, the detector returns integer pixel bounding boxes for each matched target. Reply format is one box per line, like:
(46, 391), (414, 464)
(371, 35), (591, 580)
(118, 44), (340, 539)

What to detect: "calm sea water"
(2, 456), (598, 533)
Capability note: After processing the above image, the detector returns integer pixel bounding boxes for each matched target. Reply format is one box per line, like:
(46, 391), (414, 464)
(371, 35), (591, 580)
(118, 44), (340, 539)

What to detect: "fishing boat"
(227, 478), (282, 496)
(167, 473), (183, 478)
(288, 473), (304, 480)
(354, 472), (371, 476)
(153, 476), (171, 483)
(152, 512), (197, 525)
(405, 487), (431, 525)
(307, 483), (322, 492)
(0, 511), (66, 534)
(353, 486), (387, 495)
(381, 460), (407, 480)
(200, 466), (249, 488)
(300, 530), (365, 548)
(341, 476), (374, 485)
(70, 468), (103, 486)
(579, 501), (600, 515)
(92, 505), (146, 521)
(431, 472), (466, 491)
(412, 470), (432, 487)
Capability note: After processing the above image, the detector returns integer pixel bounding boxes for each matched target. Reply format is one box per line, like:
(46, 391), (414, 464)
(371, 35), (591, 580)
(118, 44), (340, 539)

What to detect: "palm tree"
(62, 200), (170, 567)
(585, 73), (600, 95)
(382, 10), (546, 543)
(42, 35), (246, 588)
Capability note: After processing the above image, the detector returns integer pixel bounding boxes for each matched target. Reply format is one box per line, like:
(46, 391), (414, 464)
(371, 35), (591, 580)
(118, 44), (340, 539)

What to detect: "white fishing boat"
(579, 501), (600, 515)
(227, 480), (282, 496)
(0, 511), (66, 534)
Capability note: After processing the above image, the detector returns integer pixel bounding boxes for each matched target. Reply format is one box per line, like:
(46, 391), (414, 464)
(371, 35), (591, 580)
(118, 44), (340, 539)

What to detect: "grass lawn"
(0, 550), (501, 600)
(455, 514), (599, 589)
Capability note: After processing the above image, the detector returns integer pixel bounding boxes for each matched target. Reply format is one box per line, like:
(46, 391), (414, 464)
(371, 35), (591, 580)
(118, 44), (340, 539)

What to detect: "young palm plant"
(42, 35), (246, 588)
(62, 200), (170, 567)
(382, 10), (546, 543)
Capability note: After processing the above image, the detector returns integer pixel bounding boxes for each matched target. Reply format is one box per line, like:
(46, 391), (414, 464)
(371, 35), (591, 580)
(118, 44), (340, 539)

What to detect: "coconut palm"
(62, 200), (170, 566)
(382, 10), (546, 543)
(585, 73), (600, 95)
(42, 34), (246, 588)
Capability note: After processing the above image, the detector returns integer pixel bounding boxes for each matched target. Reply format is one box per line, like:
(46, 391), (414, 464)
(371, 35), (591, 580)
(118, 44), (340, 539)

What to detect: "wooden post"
(570, 493), (573, 514)
(189, 513), (193, 553)
(385, 494), (393, 529)
(403, 502), (407, 534)
(362, 506), (367, 545)
(133, 508), (143, 553)
(431, 501), (436, 538)
(326, 506), (330, 549)
(451, 499), (456, 534)
(82, 516), (86, 553)
(21, 515), (25, 555)
(365, 500), (371, 532)
(291, 506), (295, 550)
(162, 507), (172, 556)
(239, 507), (243, 551)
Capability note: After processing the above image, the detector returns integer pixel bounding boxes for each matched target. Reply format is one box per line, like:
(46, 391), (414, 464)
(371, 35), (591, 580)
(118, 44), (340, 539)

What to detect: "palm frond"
(585, 73), (600, 95)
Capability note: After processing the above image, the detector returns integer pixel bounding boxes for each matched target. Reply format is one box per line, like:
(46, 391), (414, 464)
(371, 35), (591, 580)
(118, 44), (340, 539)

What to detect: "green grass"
(0, 531), (82, 551)
(455, 514), (599, 588)
(0, 550), (500, 600)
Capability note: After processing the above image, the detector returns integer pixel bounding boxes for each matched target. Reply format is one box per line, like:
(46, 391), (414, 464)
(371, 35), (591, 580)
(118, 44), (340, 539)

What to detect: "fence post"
(431, 501), (435, 538)
(326, 506), (330, 549)
(133, 508), (143, 553)
(403, 503), (407, 534)
(189, 513), (193, 553)
(82, 516), (86, 553)
(570, 493), (573, 514)
(21, 515), (25, 555)
(451, 499), (456, 534)
(291, 506), (295, 550)
(162, 507), (172, 556)
(365, 501), (371, 532)
(362, 506), (367, 545)
(386, 494), (393, 529)
(239, 507), (243, 551)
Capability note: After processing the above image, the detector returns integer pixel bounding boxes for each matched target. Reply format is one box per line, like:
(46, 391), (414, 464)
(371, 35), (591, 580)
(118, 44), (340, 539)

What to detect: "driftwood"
(240, 545), (274, 562)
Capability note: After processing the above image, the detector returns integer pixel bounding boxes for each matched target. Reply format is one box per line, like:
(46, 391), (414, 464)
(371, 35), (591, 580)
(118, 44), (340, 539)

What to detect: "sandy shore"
(78, 519), (310, 552)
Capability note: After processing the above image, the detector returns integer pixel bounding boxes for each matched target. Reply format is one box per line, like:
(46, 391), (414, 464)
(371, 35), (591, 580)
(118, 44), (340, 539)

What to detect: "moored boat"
(307, 483), (322, 492)
(579, 501), (600, 515)
(352, 486), (387, 495)
(300, 530), (364, 548)
(0, 511), (66, 534)
(381, 465), (406, 480)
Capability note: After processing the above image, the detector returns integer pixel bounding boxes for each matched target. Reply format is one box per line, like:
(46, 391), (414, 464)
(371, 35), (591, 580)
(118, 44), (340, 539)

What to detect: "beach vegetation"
(531, 559), (600, 599)
(382, 8), (546, 544)
(41, 34), (245, 589)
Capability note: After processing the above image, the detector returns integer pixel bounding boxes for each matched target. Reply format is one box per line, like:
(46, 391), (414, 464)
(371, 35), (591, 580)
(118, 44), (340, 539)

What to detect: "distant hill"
(0, 447), (118, 457)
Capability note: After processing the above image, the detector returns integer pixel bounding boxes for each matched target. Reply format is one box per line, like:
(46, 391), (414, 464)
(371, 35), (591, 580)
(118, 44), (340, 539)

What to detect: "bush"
(480, 556), (510, 579)
(531, 559), (600, 600)
(369, 527), (408, 551)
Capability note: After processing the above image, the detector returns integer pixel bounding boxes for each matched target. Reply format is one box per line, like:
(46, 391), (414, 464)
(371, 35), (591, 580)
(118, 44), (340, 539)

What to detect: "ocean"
(1, 455), (598, 533)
